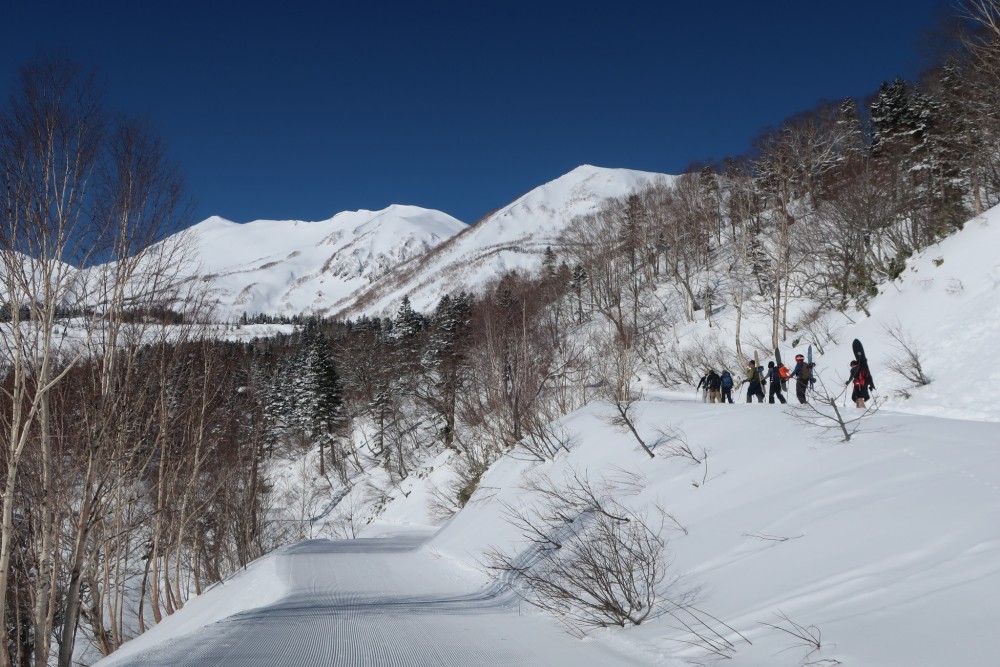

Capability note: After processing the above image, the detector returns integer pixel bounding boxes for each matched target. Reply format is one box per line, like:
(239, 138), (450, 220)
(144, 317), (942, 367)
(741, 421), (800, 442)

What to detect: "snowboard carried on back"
(852, 338), (875, 388)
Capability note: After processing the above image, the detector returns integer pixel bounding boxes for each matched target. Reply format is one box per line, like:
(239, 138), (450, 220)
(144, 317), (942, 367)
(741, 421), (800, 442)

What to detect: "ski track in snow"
(104, 537), (636, 667)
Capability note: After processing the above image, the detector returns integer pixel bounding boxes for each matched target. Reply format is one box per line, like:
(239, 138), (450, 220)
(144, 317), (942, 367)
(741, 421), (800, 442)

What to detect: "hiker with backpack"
(704, 369), (723, 403)
(695, 370), (710, 402)
(767, 361), (787, 404)
(720, 369), (735, 404)
(846, 359), (874, 408)
(790, 353), (814, 404)
(743, 360), (765, 403)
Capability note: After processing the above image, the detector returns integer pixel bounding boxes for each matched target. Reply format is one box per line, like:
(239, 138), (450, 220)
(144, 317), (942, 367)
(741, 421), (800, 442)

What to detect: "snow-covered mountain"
(182, 205), (466, 319)
(328, 164), (674, 316)
(152, 165), (672, 320)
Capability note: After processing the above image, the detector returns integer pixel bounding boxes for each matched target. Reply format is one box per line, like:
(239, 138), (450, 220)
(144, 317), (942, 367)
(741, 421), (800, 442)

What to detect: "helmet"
(747, 360), (755, 366)
(795, 354), (804, 361)
(850, 360), (859, 366)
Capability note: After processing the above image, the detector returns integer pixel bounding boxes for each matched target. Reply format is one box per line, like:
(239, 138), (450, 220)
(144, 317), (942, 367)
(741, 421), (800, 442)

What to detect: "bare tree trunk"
(31, 394), (57, 667)
(57, 455), (99, 667)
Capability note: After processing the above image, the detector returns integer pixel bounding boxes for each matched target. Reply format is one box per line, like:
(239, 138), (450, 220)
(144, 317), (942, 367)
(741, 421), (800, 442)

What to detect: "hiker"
(743, 360), (765, 403)
(720, 369), (735, 404)
(767, 361), (787, 404)
(790, 353), (814, 404)
(705, 369), (723, 403)
(696, 370), (710, 402)
(845, 359), (874, 408)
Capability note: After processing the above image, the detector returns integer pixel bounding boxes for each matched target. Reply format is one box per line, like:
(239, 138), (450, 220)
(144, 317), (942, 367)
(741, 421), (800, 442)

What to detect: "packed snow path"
(107, 536), (638, 666)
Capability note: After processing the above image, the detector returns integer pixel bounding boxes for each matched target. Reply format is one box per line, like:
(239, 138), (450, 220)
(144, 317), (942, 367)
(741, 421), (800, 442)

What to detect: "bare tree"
(753, 103), (856, 346)
(648, 176), (713, 322)
(0, 58), (196, 666)
(787, 374), (879, 443)
(597, 335), (655, 459)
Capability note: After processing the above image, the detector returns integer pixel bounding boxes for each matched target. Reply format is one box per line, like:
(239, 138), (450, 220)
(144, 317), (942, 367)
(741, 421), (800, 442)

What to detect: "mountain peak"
(176, 205), (464, 318)
(331, 164), (677, 317)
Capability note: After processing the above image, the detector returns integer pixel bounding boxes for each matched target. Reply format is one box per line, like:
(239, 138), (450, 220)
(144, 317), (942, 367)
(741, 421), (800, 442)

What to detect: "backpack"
(721, 371), (733, 389)
(778, 365), (791, 380)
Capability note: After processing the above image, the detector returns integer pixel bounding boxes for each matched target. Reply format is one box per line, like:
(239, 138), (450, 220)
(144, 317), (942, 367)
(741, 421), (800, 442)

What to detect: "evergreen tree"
(870, 78), (916, 158)
(303, 332), (345, 477)
(542, 246), (557, 280)
(264, 331), (344, 476)
(834, 97), (867, 164)
(393, 294), (424, 391)
(425, 292), (473, 448)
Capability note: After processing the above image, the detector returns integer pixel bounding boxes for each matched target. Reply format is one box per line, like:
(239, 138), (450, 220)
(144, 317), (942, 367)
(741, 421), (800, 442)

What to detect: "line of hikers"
(696, 354), (815, 405)
(697, 354), (873, 408)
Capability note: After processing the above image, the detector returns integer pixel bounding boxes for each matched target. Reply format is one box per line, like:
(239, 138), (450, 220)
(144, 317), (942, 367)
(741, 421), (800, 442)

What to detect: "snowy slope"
(430, 398), (1000, 666)
(181, 205), (465, 319)
(330, 164), (675, 315)
(372, 207), (1000, 664)
(816, 213), (1000, 422)
(95, 205), (1000, 666)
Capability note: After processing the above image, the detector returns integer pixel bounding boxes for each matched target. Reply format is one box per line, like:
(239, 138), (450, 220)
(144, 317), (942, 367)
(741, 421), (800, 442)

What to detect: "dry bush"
(881, 321), (932, 388)
(791, 305), (841, 355)
(787, 374), (879, 443)
(653, 426), (704, 464)
(759, 610), (840, 666)
(429, 436), (496, 516)
(512, 410), (576, 462)
(485, 469), (668, 629)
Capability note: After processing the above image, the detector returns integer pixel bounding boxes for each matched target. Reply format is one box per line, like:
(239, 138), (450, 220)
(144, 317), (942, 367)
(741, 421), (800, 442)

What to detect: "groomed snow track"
(108, 537), (639, 666)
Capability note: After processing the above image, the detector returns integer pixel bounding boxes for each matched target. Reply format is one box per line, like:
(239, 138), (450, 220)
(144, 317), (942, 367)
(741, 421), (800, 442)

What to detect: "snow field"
(98, 192), (1000, 666)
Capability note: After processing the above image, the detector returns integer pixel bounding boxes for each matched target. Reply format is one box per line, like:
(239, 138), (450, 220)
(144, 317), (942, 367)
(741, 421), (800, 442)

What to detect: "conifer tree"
(303, 332), (345, 477)
(393, 295), (424, 391)
(423, 292), (473, 448)
(542, 246), (557, 280)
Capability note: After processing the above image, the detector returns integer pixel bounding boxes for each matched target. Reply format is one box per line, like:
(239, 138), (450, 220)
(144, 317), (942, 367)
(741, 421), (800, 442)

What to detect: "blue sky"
(2, 1), (950, 226)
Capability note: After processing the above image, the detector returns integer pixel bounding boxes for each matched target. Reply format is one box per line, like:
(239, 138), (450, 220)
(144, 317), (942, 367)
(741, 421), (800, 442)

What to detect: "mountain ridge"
(180, 204), (467, 318)
(167, 164), (675, 320)
(327, 164), (676, 317)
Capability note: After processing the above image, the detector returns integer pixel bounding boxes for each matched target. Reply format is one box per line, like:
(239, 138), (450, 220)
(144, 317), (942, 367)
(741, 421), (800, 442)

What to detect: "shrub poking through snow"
(485, 469), (667, 629)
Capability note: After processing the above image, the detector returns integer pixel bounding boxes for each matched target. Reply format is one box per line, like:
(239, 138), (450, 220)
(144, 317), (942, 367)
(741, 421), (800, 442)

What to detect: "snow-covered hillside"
(329, 164), (674, 315)
(128, 165), (670, 320)
(182, 205), (465, 318)
(95, 198), (1000, 667)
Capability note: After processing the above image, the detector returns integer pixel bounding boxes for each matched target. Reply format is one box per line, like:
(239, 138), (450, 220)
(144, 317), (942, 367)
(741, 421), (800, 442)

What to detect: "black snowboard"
(852, 338), (875, 388)
(774, 347), (787, 390)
